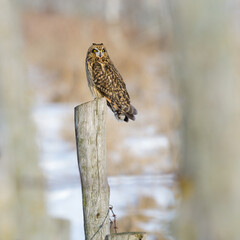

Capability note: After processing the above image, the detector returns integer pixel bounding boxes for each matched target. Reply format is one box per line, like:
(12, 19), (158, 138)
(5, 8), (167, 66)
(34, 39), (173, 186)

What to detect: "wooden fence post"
(75, 98), (147, 240)
(74, 98), (110, 240)
(0, 0), (70, 238)
(105, 232), (147, 240)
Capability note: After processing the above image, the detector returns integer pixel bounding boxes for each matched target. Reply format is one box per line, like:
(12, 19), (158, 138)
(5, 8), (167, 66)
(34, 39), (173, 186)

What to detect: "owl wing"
(92, 61), (131, 113)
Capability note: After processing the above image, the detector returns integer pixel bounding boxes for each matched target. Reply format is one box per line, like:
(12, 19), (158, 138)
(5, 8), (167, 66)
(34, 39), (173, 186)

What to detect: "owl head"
(87, 43), (109, 60)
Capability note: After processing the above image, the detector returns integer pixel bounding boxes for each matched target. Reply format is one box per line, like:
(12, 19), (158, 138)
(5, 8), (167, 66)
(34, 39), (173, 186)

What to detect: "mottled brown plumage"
(85, 43), (137, 122)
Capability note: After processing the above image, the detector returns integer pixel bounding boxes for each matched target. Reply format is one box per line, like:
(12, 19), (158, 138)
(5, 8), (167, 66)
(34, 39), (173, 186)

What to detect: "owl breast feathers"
(85, 43), (137, 122)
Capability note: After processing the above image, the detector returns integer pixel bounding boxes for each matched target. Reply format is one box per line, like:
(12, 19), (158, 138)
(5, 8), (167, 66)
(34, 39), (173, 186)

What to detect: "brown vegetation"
(23, 11), (179, 175)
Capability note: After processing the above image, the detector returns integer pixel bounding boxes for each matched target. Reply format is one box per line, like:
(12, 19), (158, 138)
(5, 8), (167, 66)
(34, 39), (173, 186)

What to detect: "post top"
(74, 98), (106, 110)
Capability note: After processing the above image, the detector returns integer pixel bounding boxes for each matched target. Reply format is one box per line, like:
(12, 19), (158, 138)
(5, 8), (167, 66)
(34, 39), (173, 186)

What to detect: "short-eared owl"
(86, 43), (137, 122)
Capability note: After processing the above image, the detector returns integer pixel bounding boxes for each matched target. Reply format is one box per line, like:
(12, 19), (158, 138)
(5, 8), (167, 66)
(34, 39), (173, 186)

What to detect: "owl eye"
(102, 48), (106, 52)
(92, 49), (98, 53)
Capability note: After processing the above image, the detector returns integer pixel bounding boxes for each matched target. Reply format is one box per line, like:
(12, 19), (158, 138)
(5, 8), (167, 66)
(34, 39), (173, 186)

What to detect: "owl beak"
(99, 52), (102, 58)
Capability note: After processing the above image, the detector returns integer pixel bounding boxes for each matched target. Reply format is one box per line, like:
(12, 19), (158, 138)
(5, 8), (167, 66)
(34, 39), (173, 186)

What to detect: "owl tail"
(124, 104), (138, 122)
(107, 101), (137, 122)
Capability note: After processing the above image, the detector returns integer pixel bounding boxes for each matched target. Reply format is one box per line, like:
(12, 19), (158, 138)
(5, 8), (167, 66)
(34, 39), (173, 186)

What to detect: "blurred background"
(1, 0), (240, 240)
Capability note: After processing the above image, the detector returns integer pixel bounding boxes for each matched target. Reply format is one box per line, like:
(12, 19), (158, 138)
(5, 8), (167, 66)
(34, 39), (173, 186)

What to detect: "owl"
(85, 43), (137, 122)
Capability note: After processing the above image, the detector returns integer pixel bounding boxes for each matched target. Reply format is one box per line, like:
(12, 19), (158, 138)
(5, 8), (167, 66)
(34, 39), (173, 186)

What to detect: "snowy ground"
(33, 103), (177, 240)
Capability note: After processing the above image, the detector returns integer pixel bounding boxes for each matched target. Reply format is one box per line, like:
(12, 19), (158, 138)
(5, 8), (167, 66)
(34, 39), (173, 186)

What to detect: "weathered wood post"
(172, 1), (240, 239)
(75, 98), (110, 240)
(75, 98), (147, 240)
(0, 0), (70, 239)
(105, 232), (147, 240)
